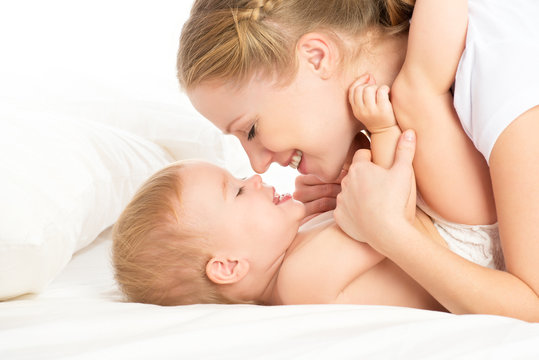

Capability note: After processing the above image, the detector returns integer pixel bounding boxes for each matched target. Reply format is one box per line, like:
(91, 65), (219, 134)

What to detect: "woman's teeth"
(289, 150), (303, 169)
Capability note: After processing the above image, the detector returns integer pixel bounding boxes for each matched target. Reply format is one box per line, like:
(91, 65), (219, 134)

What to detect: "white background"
(0, 0), (297, 194)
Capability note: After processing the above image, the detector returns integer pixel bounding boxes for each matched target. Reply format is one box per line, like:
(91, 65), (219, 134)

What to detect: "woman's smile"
(288, 150), (303, 169)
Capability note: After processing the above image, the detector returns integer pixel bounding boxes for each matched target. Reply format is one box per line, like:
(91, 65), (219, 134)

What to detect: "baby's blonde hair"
(177, 0), (415, 89)
(112, 162), (237, 305)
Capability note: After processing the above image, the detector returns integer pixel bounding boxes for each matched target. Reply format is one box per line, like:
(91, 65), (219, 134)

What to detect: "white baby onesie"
(417, 196), (505, 270)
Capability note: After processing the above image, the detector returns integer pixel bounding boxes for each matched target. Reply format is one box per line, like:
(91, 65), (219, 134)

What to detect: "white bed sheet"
(2, 229), (539, 359)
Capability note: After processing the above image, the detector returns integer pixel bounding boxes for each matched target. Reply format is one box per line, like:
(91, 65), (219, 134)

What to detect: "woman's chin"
(319, 168), (344, 183)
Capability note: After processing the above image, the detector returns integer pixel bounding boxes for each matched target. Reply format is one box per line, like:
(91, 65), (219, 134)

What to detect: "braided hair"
(178, 0), (414, 89)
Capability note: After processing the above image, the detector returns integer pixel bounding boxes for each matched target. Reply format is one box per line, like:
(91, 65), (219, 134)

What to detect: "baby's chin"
(296, 198), (307, 216)
(288, 198), (307, 222)
(289, 198), (306, 217)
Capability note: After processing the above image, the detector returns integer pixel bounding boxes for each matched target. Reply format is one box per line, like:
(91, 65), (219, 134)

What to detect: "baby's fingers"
(376, 85), (392, 113)
(349, 76), (367, 108)
(349, 74), (375, 110)
(362, 84), (378, 111)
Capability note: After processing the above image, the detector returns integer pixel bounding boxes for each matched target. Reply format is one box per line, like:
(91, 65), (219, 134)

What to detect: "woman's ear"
(296, 33), (338, 79)
(206, 257), (249, 285)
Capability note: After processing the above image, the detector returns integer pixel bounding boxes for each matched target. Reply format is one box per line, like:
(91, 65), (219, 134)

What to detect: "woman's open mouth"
(289, 150), (303, 169)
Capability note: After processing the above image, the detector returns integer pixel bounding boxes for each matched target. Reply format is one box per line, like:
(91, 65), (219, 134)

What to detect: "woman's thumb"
(393, 129), (416, 170)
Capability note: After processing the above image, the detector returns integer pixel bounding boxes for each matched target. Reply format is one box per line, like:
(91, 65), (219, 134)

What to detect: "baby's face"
(188, 69), (362, 182)
(179, 161), (306, 270)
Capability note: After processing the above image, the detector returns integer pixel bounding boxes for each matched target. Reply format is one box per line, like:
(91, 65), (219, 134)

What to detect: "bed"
(2, 227), (539, 360)
(2, 1), (539, 359)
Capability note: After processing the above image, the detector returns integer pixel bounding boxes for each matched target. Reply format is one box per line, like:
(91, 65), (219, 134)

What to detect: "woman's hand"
(294, 132), (370, 222)
(334, 130), (417, 252)
(294, 171), (345, 222)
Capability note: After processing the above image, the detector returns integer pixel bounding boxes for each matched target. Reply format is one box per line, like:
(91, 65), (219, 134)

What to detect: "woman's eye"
(247, 124), (256, 141)
(237, 186), (245, 196)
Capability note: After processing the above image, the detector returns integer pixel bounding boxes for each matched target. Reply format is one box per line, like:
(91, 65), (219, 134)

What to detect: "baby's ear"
(206, 257), (249, 285)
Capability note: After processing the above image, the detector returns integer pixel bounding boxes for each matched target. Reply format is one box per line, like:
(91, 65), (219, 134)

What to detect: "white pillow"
(0, 105), (173, 300)
(13, 98), (253, 178)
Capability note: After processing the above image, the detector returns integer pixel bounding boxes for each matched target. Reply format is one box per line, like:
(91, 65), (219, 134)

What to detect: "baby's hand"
(349, 74), (397, 134)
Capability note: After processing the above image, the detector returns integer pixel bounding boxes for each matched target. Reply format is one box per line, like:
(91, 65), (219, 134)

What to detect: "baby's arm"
(391, 0), (496, 225)
(349, 76), (400, 168)
(349, 76), (416, 221)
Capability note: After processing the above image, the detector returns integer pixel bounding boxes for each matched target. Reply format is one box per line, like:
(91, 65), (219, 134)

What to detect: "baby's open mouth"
(273, 190), (292, 205)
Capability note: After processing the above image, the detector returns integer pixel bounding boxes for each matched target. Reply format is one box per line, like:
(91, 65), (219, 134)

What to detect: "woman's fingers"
(294, 173), (345, 219)
(302, 197), (337, 220)
(293, 180), (341, 204)
(352, 148), (373, 164)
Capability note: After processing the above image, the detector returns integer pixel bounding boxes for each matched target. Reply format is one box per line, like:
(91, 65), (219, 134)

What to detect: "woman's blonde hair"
(112, 162), (239, 305)
(177, 0), (415, 89)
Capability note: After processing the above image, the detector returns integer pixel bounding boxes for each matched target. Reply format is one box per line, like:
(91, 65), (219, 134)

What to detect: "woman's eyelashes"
(247, 122), (256, 141)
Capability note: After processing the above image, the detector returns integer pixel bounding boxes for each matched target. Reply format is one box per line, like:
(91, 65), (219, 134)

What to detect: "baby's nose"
(247, 174), (263, 189)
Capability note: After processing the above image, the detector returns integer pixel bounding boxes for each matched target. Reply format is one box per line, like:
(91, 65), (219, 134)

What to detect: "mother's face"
(188, 64), (362, 182)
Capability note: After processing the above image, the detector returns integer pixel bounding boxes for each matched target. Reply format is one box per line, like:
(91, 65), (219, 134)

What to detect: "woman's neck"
(344, 31), (408, 88)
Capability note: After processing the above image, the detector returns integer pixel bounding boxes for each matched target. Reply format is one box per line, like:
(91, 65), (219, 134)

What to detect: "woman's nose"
(249, 155), (271, 174)
(242, 141), (273, 174)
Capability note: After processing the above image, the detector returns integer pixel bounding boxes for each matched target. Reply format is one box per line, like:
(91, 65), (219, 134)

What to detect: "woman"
(177, 0), (539, 320)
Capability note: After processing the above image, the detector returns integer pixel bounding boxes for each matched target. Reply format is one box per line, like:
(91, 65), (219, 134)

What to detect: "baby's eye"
(236, 186), (245, 196)
(247, 124), (256, 141)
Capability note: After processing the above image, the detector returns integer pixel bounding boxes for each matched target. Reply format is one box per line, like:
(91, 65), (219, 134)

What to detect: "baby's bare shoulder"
(276, 222), (384, 304)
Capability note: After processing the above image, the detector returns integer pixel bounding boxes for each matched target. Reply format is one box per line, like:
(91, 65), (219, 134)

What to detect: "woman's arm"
(391, 0), (496, 225)
(379, 215), (539, 320)
(486, 106), (539, 318)
(335, 133), (539, 321)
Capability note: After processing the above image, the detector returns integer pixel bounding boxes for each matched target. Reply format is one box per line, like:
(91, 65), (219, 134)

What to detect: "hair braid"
(234, 0), (280, 21)
(178, 0), (416, 89)
(381, 0), (415, 29)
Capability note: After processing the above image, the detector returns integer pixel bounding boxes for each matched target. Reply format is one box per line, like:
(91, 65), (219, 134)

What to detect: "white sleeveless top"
(453, 0), (539, 163)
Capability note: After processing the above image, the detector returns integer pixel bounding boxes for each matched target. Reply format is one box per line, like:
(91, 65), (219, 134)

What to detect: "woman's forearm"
(380, 221), (539, 321)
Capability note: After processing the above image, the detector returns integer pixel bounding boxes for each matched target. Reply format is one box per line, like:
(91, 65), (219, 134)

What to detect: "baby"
(112, 81), (502, 308)
(113, 158), (446, 309)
